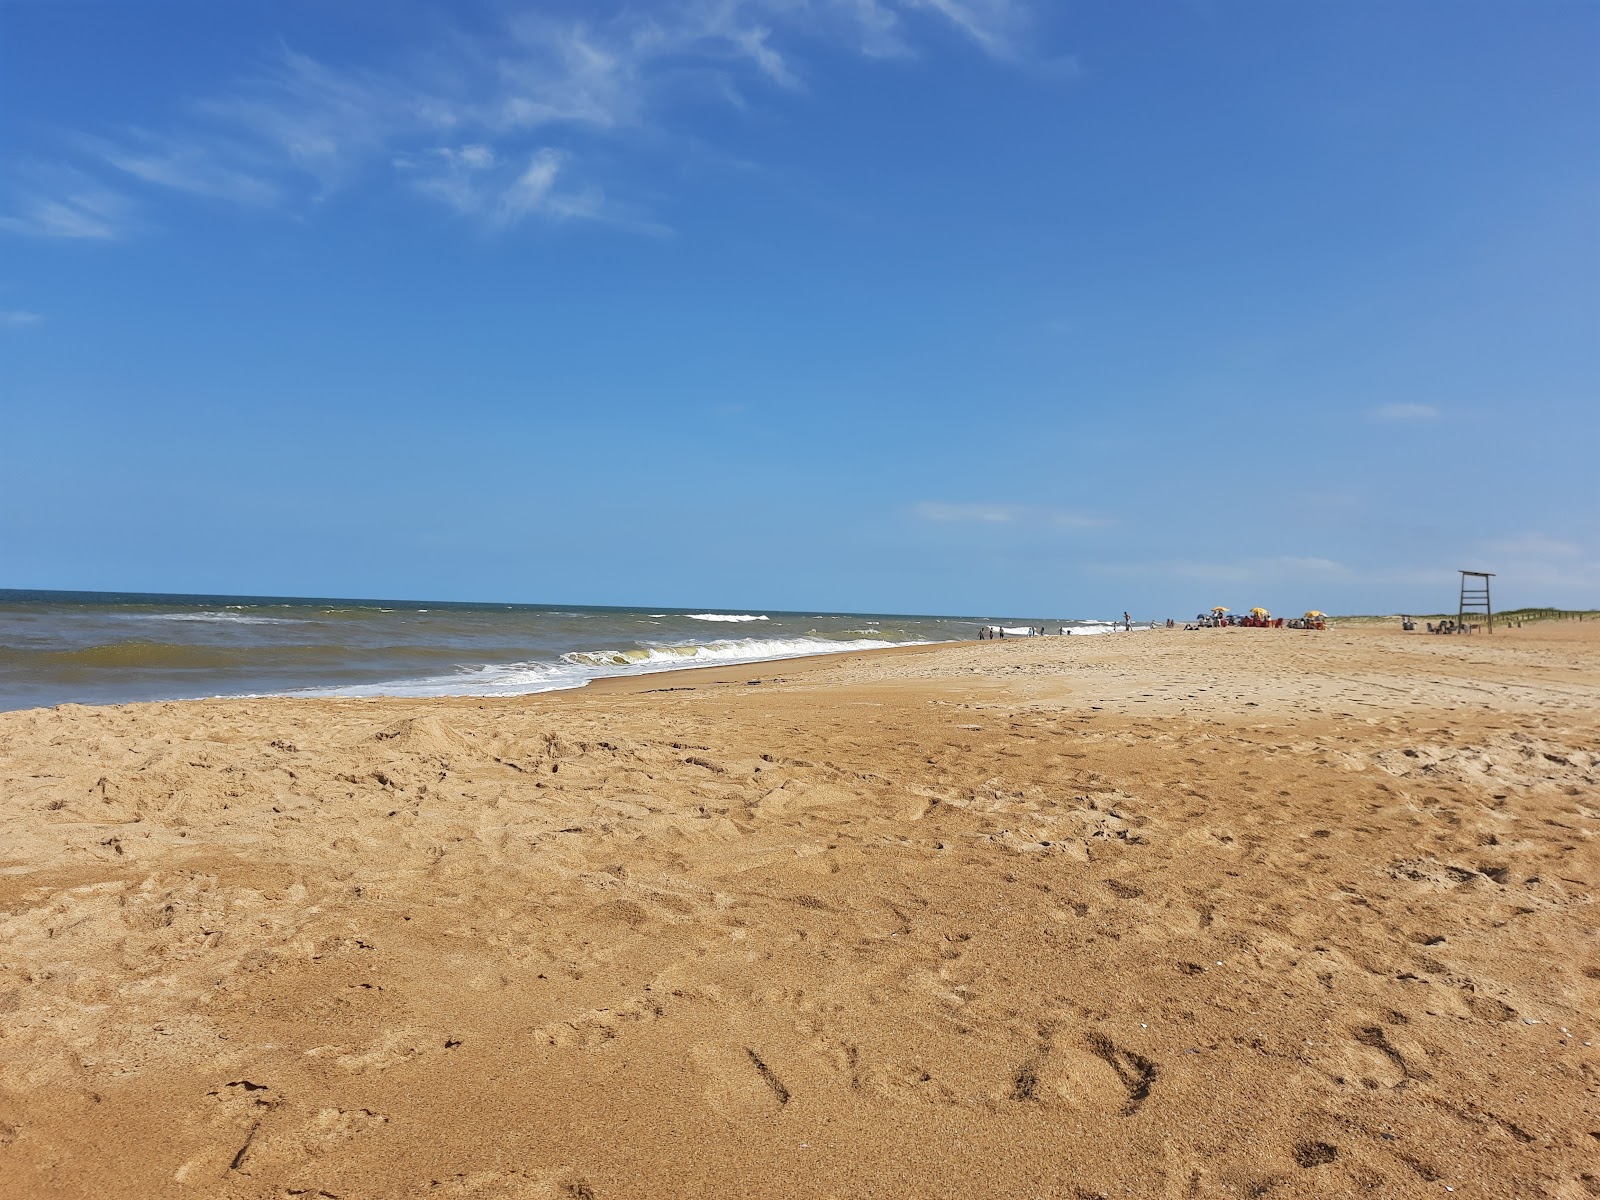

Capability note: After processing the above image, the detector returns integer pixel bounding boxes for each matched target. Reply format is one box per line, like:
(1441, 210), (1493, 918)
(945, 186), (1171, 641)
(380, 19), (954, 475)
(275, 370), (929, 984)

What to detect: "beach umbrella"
(1249, 607), (1270, 616)
(1304, 610), (1324, 618)
(1211, 606), (1229, 613)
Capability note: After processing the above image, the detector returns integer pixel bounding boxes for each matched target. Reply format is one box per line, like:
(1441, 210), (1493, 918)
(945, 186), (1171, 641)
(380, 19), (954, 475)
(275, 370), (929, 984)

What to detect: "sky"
(2, 0), (1596, 618)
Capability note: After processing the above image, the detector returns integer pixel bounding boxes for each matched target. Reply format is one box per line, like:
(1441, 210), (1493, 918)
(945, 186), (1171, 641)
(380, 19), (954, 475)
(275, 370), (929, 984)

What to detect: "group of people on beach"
(977, 626), (1064, 640)
(1183, 613), (1324, 630)
(1199, 613), (1286, 628)
(977, 612), (1137, 640)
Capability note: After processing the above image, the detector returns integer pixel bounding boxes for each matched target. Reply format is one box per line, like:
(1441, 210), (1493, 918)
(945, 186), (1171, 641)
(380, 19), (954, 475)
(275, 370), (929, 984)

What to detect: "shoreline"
(9, 616), (1567, 717)
(0, 588), (1150, 715)
(1, 637), (971, 717)
(2, 621), (1596, 1197)
(9, 630), (1132, 716)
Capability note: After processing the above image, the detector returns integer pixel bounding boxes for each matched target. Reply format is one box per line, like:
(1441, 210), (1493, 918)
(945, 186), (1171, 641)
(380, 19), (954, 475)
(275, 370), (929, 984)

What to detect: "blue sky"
(2, 0), (1596, 617)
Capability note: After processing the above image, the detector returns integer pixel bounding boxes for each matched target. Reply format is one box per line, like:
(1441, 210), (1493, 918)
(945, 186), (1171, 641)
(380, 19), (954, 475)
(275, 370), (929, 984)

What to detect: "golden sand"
(1, 622), (1597, 1198)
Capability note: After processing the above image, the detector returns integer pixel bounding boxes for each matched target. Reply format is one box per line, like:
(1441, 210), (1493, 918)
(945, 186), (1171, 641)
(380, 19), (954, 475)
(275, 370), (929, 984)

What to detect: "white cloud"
(191, 49), (432, 191)
(86, 132), (279, 207)
(915, 501), (1022, 522)
(2, 0), (1043, 238)
(1091, 541), (1600, 609)
(1049, 511), (1110, 530)
(904, 0), (1030, 58)
(0, 309), (41, 327)
(914, 501), (1108, 527)
(831, 0), (912, 56)
(484, 16), (644, 131)
(1094, 556), (1349, 582)
(1273, 555), (1349, 575)
(400, 143), (657, 232)
(453, 144), (496, 171)
(1090, 559), (1257, 584)
(1461, 533), (1599, 595)
(0, 176), (129, 239)
(1479, 533), (1583, 560)
(494, 149), (595, 227)
(1369, 403), (1439, 421)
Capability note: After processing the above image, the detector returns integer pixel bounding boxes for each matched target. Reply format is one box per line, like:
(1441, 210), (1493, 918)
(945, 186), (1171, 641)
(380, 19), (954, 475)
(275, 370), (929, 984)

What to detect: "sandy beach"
(1, 622), (1596, 1199)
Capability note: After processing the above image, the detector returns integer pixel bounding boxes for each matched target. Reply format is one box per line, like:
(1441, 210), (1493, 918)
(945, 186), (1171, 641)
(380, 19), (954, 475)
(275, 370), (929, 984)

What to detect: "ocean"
(0, 589), (1129, 712)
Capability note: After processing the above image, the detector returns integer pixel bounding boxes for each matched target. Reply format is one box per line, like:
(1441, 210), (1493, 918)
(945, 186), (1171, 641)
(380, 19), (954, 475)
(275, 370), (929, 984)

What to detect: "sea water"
(0, 589), (1129, 712)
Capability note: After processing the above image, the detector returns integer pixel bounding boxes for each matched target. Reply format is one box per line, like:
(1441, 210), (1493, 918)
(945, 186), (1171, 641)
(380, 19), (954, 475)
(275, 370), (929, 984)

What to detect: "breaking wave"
(147, 611), (304, 625)
(686, 613), (769, 623)
(284, 635), (917, 700)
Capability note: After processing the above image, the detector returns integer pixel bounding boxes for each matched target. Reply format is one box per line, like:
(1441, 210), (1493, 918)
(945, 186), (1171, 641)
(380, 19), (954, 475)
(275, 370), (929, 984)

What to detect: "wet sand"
(1, 622), (1597, 1198)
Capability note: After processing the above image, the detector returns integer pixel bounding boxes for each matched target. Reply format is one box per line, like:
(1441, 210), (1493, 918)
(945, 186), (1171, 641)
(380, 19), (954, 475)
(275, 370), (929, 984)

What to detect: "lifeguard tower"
(1458, 570), (1494, 633)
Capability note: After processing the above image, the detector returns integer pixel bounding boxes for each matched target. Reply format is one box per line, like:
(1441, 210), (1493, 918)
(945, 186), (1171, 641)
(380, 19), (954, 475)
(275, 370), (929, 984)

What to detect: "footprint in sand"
(1311, 1025), (1408, 1089)
(533, 993), (666, 1049)
(1001, 1031), (1159, 1118)
(417, 1169), (596, 1199)
(205, 1078), (280, 1116)
(305, 1027), (429, 1073)
(689, 1042), (791, 1120)
(179, 1092), (387, 1181)
(1292, 1139), (1340, 1168)
(299, 1105), (388, 1154)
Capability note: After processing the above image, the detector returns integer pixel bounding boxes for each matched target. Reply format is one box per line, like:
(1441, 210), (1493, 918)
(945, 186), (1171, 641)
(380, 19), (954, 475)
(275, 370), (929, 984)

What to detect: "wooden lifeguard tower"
(1459, 570), (1494, 633)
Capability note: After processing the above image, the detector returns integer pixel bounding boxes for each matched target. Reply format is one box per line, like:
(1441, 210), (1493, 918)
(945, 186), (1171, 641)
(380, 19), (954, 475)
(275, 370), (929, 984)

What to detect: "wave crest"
(148, 611), (303, 625)
(287, 635), (918, 700)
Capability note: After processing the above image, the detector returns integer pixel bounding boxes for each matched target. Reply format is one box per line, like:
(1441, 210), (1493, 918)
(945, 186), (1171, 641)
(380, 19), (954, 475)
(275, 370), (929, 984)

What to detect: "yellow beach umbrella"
(1304, 610), (1324, 618)
(1211, 606), (1229, 613)
(1249, 607), (1270, 616)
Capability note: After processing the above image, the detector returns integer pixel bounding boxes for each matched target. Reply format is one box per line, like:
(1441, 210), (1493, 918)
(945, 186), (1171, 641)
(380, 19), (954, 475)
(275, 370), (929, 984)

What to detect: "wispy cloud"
(915, 501), (1023, 523)
(1273, 555), (1349, 575)
(398, 145), (598, 227)
(1091, 556), (1453, 590)
(1095, 556), (1349, 583)
(0, 173), (130, 240)
(90, 133), (279, 207)
(905, 0), (1030, 58)
(1462, 532), (1598, 594)
(1, 0), (1042, 238)
(914, 501), (1108, 528)
(0, 309), (41, 328)
(1479, 532), (1582, 560)
(1369, 402), (1439, 421)
(1094, 537), (1600, 606)
(1048, 510), (1110, 530)
(1091, 559), (1260, 584)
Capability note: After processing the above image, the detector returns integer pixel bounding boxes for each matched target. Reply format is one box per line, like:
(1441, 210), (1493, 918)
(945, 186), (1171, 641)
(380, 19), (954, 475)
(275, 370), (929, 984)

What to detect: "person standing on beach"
(1123, 611), (1131, 632)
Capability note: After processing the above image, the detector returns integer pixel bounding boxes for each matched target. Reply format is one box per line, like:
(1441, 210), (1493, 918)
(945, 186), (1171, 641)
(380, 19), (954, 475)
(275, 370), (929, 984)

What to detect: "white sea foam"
(152, 611), (303, 625)
(561, 635), (896, 668)
(284, 635), (918, 700)
(687, 613), (769, 623)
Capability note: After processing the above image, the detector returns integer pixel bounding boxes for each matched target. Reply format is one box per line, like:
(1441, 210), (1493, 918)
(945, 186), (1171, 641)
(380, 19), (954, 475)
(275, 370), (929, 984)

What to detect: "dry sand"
(1, 622), (1597, 1199)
